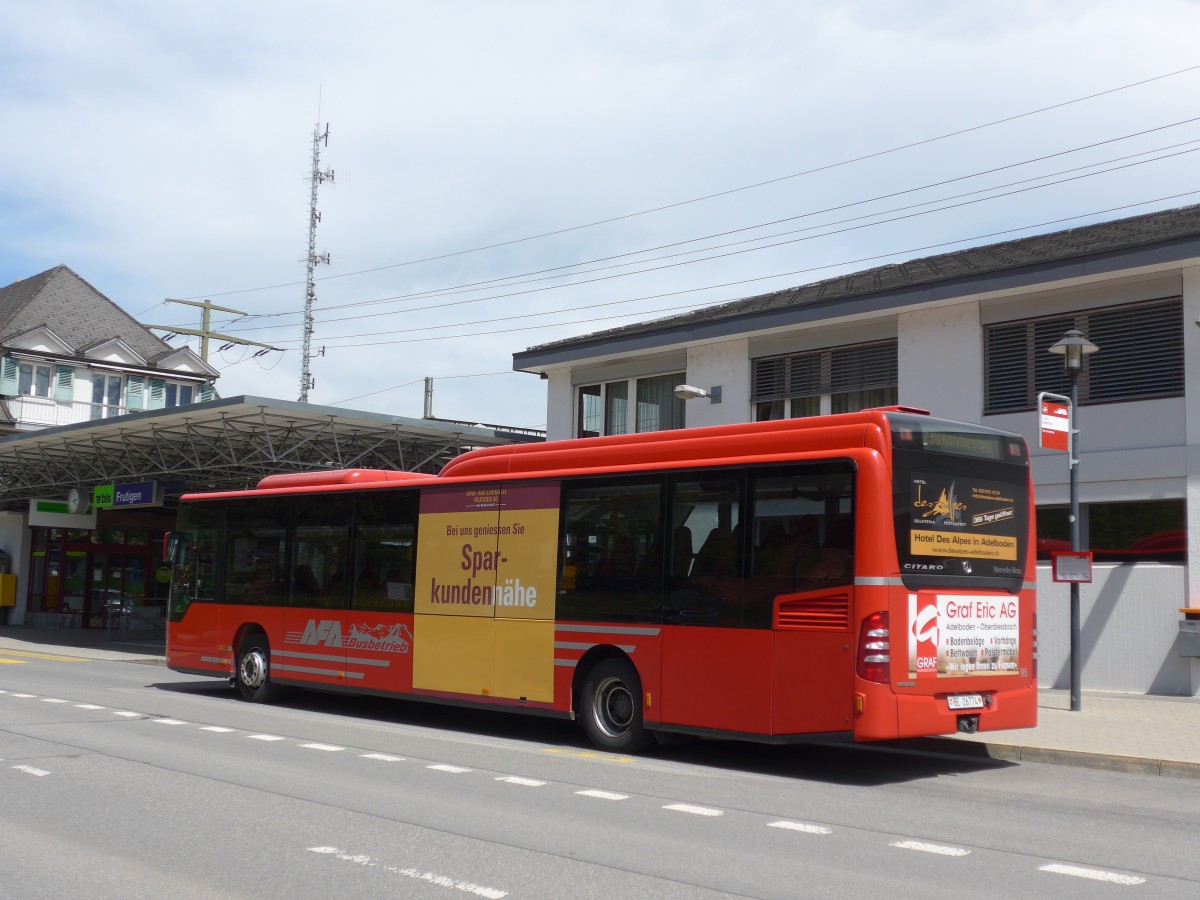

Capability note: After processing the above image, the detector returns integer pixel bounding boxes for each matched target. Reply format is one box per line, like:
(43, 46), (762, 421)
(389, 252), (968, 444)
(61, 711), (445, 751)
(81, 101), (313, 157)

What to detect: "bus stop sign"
(1039, 394), (1070, 452)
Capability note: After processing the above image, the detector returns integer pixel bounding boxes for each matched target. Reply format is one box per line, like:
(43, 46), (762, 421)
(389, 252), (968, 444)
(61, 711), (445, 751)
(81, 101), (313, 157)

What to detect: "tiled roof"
(522, 203), (1200, 355)
(0, 265), (173, 362)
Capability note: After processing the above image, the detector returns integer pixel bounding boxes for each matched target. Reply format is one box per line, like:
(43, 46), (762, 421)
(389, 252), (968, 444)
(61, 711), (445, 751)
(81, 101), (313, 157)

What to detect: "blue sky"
(3, 1), (1199, 429)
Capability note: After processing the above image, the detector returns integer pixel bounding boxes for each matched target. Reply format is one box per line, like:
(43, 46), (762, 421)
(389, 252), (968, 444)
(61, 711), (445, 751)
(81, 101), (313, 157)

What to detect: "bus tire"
(580, 658), (652, 753)
(235, 631), (278, 703)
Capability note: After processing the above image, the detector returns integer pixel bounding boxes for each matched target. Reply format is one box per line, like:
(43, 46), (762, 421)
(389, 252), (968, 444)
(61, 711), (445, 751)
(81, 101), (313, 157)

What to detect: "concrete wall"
(681, 339), (749, 429)
(898, 302), (983, 421)
(1036, 563), (1198, 695)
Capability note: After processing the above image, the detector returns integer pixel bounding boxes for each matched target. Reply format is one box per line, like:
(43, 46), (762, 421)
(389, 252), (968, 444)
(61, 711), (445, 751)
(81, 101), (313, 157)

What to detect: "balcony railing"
(8, 395), (144, 429)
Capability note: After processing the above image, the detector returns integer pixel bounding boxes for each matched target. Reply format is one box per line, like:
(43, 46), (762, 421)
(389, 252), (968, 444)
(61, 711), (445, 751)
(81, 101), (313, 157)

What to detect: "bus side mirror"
(164, 532), (190, 565)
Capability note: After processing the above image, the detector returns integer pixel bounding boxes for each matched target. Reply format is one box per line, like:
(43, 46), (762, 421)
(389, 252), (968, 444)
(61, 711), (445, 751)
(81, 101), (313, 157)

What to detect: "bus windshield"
(889, 414), (1030, 592)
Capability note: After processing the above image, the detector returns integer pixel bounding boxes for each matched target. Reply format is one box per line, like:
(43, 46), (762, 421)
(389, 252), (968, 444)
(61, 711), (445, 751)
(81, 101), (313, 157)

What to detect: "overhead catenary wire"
(175, 63), (1200, 303)
(284, 190), (1200, 350)
(216, 115), (1200, 327)
(229, 144), (1200, 346)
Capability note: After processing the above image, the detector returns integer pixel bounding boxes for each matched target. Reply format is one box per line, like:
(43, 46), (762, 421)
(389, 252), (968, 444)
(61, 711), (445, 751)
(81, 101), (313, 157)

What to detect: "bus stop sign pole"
(1040, 390), (1083, 712)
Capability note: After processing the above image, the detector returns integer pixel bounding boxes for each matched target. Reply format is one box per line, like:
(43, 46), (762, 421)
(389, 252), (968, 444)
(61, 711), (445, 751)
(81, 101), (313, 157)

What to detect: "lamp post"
(1048, 329), (1099, 712)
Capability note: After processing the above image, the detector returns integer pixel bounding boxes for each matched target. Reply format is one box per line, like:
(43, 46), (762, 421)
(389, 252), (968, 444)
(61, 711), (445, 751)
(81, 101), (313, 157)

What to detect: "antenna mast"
(300, 122), (334, 402)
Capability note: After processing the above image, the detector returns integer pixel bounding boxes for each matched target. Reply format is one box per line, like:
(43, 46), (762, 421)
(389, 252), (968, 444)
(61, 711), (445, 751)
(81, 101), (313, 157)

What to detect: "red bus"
(165, 407), (1037, 751)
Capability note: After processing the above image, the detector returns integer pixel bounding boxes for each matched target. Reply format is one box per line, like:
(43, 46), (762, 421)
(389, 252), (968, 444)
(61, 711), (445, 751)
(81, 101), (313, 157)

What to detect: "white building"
(514, 204), (1200, 696)
(0, 265), (218, 628)
(0, 266), (216, 432)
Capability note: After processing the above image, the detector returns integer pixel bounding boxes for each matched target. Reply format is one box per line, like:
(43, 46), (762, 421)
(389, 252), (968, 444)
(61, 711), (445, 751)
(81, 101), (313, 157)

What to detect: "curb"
(899, 736), (1200, 779)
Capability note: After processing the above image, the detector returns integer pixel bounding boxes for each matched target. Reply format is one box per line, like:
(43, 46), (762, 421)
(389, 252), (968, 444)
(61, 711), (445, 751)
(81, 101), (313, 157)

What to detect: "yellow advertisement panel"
(910, 531), (1018, 561)
(494, 618), (554, 702)
(412, 614), (494, 696)
(413, 483), (560, 700)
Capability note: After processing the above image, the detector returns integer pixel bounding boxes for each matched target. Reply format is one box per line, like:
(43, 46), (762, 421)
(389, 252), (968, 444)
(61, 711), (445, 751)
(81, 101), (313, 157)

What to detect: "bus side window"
(354, 491), (418, 614)
(667, 474), (742, 627)
(291, 494), (353, 610)
(744, 463), (855, 628)
(558, 476), (663, 624)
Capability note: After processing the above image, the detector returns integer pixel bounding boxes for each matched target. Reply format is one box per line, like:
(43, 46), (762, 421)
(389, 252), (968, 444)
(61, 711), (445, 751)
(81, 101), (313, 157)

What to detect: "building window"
(577, 372), (683, 437)
(984, 297), (1183, 414)
(18, 363), (52, 398)
(1036, 499), (1185, 562)
(164, 383), (194, 407)
(752, 341), (897, 420)
(90, 373), (124, 419)
(635, 373), (685, 432)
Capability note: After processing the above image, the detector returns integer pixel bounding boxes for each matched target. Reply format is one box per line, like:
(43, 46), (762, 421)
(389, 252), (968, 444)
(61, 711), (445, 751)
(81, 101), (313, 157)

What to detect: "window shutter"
(751, 357), (787, 401)
(985, 299), (1181, 413)
(1086, 300), (1182, 402)
(0, 357), (17, 396)
(126, 375), (144, 410)
(53, 366), (74, 402)
(197, 383), (214, 403)
(147, 378), (166, 409)
(788, 352), (822, 398)
(753, 340), (897, 404)
(829, 342), (896, 393)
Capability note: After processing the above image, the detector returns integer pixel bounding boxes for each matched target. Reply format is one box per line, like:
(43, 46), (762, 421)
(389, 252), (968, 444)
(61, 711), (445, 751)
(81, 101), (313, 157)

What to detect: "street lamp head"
(673, 384), (722, 403)
(1048, 329), (1099, 371)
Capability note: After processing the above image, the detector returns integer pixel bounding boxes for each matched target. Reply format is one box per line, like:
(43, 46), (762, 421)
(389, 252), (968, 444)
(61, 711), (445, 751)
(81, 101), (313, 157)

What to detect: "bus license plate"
(947, 694), (984, 710)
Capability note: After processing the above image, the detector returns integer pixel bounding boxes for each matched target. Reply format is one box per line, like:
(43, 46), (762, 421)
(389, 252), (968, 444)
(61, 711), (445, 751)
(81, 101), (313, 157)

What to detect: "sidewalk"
(0, 624), (165, 663)
(925, 689), (1200, 779)
(2, 625), (1197, 777)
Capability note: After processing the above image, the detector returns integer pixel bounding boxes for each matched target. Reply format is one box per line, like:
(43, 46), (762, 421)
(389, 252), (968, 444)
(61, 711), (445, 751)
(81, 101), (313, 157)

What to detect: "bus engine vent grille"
(775, 591), (850, 630)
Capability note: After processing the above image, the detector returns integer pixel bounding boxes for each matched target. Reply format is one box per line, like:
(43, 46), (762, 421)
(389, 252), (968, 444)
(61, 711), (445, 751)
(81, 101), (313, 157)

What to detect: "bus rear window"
(890, 418), (1030, 591)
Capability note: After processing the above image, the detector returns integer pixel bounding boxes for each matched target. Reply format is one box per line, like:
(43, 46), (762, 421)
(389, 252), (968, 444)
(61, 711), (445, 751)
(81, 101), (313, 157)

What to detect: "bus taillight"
(857, 611), (890, 684)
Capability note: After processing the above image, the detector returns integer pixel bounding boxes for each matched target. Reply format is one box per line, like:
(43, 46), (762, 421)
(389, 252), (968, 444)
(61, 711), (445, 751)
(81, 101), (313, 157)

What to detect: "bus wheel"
(580, 658), (652, 753)
(235, 632), (278, 703)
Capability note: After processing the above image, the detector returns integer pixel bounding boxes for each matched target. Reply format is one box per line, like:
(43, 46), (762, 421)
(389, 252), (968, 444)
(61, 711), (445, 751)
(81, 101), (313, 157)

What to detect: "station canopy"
(0, 395), (543, 512)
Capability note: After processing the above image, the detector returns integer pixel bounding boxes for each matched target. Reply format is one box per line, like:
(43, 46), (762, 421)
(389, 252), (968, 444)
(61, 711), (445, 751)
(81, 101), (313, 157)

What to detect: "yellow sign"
(910, 531), (1017, 561)
(413, 483), (561, 703)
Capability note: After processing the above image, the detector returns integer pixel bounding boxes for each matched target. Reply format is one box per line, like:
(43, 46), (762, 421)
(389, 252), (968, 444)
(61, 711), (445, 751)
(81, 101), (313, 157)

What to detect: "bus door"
(661, 473), (773, 734)
(753, 464), (857, 736)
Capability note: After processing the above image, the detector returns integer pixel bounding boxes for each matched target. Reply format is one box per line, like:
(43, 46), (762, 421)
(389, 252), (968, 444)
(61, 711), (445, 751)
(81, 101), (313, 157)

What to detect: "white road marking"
(11, 693), (35, 698)
(308, 846), (507, 898)
(427, 764), (471, 774)
(495, 775), (546, 787)
(769, 820), (832, 835)
(40, 698), (68, 703)
(112, 711), (140, 717)
(890, 840), (970, 857)
(247, 734), (286, 741)
(301, 743), (345, 752)
(12, 765), (50, 777)
(664, 803), (724, 817)
(1039, 863), (1146, 885)
(361, 753), (405, 762)
(154, 718), (188, 725)
(200, 726), (234, 733)
(75, 704), (105, 710)
(576, 789), (628, 800)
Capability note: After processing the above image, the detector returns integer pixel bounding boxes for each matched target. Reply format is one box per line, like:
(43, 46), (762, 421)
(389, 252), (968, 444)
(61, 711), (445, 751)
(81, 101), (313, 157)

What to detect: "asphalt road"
(1, 650), (1198, 898)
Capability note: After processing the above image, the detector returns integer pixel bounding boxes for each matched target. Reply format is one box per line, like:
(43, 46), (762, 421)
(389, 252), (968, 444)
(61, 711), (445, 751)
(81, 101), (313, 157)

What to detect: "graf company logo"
(286, 619), (413, 654)
(908, 595), (939, 676)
